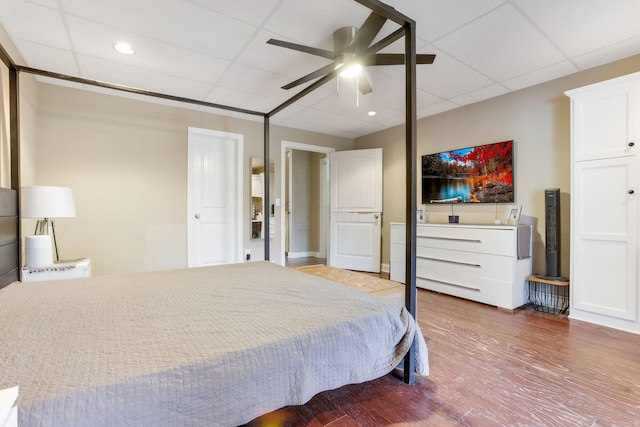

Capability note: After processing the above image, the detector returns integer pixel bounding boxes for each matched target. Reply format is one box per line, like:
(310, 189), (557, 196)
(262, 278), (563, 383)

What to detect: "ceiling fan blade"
(357, 74), (373, 95)
(417, 54), (437, 64)
(267, 38), (335, 60)
(281, 62), (337, 90)
(347, 12), (387, 52)
(363, 53), (437, 66)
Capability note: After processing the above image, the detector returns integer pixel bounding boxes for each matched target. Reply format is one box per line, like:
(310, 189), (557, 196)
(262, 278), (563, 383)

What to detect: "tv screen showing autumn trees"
(422, 140), (514, 204)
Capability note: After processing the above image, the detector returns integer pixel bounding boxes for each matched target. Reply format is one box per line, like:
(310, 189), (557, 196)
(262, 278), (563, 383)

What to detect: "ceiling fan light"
(339, 63), (363, 78)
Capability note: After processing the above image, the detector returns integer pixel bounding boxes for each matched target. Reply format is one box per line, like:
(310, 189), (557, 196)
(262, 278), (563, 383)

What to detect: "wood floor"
(245, 260), (640, 426)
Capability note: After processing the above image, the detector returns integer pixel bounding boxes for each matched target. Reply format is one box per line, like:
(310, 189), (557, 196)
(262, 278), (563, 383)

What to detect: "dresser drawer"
(417, 225), (514, 256)
(416, 247), (514, 284)
(416, 275), (515, 308)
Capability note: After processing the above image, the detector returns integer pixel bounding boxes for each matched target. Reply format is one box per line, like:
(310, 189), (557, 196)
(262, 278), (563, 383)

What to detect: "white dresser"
(0, 387), (18, 427)
(390, 223), (532, 310)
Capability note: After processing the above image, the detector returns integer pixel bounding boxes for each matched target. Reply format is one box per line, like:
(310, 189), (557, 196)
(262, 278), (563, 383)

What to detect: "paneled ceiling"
(2, 0), (640, 138)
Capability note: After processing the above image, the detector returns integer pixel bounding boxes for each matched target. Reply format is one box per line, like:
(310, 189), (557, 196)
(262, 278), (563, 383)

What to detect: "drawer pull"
(422, 236), (482, 243)
(417, 276), (481, 292)
(418, 255), (481, 268)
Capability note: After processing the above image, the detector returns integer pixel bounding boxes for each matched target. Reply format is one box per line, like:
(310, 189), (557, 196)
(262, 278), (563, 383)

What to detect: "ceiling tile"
(311, 87), (404, 123)
(66, 16), (230, 84)
(572, 35), (640, 70)
(205, 86), (277, 114)
(434, 3), (566, 81)
(0, 1), (69, 50)
(235, 29), (332, 79)
(275, 117), (346, 136)
(385, 0), (507, 41)
(60, 0), (256, 59)
(86, 85), (201, 111)
(450, 83), (508, 106)
(13, 39), (78, 75)
(263, 0), (370, 48)
(411, 48), (495, 99)
(76, 54), (213, 101)
(502, 60), (578, 91)
(286, 106), (370, 132)
(216, 62), (294, 102)
(417, 100), (460, 117)
(186, 0), (280, 26)
(514, 0), (640, 57)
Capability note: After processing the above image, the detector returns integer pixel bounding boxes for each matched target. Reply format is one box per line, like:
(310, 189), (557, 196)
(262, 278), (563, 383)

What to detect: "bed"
(0, 261), (428, 426)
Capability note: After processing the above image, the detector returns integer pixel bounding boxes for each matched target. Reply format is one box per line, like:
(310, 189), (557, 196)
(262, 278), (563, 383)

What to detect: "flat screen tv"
(422, 140), (514, 204)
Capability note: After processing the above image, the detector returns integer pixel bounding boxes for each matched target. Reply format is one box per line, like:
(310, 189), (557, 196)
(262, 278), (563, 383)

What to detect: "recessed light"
(366, 111), (377, 117)
(114, 42), (135, 55)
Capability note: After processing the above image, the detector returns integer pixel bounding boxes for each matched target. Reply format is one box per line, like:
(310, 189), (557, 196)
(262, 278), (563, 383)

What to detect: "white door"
(187, 127), (243, 267)
(329, 148), (383, 272)
(572, 156), (638, 321)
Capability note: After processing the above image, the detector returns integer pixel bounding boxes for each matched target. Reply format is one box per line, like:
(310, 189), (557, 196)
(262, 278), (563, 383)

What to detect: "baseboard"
(287, 251), (321, 259)
(380, 263), (390, 274)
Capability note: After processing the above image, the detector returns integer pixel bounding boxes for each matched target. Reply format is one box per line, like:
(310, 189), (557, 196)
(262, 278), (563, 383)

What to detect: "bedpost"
(402, 17), (418, 385)
(263, 115), (270, 261)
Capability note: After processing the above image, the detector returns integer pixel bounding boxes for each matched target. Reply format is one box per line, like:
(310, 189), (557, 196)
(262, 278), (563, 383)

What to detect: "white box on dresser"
(390, 222), (532, 310)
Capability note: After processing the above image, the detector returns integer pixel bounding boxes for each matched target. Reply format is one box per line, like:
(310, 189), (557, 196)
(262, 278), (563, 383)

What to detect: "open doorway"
(280, 141), (333, 267)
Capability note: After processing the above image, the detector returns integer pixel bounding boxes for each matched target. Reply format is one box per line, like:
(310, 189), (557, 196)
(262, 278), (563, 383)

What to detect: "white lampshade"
(21, 186), (76, 218)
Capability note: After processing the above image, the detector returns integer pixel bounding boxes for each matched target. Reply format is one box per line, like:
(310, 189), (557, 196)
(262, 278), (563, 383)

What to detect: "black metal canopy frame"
(0, 0), (420, 384)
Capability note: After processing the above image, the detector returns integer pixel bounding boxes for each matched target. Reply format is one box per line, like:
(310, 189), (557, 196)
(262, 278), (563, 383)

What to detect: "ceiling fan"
(267, 11), (436, 95)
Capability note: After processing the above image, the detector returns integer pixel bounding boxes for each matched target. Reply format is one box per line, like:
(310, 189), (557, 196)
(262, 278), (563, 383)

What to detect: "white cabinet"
(566, 72), (640, 334)
(390, 222), (532, 310)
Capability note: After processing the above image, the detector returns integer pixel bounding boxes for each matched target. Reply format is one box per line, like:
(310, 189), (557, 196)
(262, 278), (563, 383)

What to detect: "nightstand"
(21, 258), (92, 282)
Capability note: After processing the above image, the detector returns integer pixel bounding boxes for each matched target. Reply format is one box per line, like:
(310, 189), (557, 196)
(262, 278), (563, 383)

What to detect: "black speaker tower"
(544, 188), (561, 278)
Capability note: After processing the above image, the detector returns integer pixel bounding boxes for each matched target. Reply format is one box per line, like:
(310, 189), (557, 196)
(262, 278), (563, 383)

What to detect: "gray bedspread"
(0, 261), (428, 426)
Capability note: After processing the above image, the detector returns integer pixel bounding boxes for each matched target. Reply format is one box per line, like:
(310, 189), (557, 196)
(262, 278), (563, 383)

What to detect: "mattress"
(0, 261), (428, 426)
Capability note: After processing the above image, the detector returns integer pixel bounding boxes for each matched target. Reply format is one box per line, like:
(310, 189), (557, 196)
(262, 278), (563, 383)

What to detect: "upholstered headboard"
(0, 187), (19, 288)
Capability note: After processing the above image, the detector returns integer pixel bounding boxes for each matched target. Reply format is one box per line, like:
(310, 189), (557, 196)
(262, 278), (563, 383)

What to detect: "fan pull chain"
(356, 75), (360, 107)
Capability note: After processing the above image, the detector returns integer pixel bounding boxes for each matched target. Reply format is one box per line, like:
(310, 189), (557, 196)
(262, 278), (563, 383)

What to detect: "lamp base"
(34, 219), (60, 262)
(25, 235), (54, 268)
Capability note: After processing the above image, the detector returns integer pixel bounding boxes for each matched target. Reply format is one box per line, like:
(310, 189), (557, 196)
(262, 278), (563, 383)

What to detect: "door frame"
(187, 127), (244, 266)
(280, 141), (334, 265)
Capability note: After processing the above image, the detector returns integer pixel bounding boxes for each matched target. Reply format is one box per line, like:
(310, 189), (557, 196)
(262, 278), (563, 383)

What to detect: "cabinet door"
(572, 157), (638, 321)
(570, 79), (638, 162)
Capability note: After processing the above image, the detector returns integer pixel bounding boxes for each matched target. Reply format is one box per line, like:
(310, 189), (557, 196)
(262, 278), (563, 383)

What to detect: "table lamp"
(21, 186), (76, 266)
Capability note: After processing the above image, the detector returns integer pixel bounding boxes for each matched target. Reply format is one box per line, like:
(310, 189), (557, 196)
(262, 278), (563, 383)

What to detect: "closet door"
(571, 78), (637, 162)
(572, 156), (638, 321)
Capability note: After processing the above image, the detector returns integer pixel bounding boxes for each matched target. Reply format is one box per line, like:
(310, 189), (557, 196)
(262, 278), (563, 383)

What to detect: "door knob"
(195, 213), (201, 219)
(628, 190), (635, 194)
(629, 142), (635, 147)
